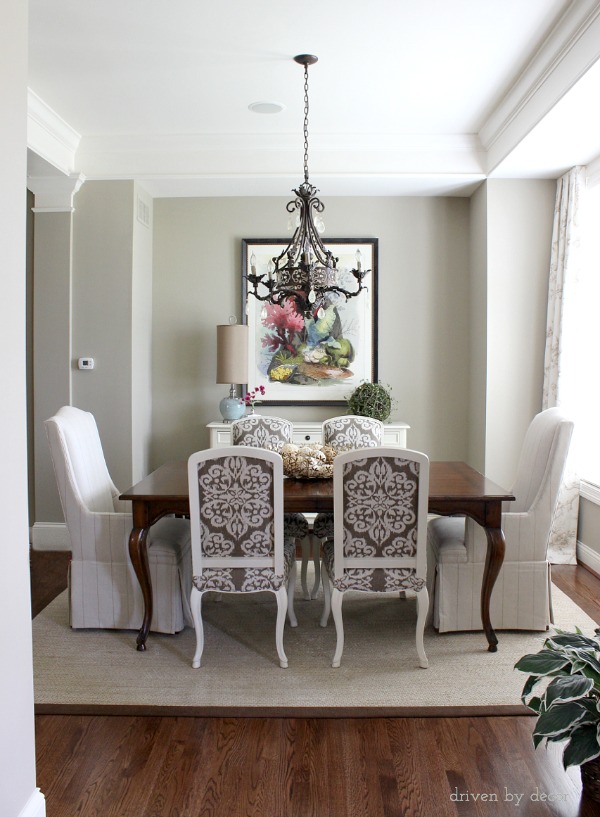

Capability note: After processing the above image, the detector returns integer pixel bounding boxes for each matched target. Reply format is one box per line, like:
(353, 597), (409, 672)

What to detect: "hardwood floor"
(32, 550), (600, 817)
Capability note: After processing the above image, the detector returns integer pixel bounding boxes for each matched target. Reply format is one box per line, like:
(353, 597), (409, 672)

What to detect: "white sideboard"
(207, 419), (410, 448)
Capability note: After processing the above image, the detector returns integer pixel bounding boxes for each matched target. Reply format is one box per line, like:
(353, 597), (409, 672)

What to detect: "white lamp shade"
(216, 324), (248, 385)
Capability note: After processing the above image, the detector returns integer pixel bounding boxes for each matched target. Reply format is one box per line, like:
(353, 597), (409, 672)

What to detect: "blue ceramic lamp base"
(219, 394), (245, 422)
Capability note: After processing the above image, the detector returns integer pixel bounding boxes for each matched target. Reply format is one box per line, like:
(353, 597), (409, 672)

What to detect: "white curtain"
(542, 166), (584, 564)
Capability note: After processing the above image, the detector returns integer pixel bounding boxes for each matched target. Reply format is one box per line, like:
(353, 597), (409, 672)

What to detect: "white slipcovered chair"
(320, 447), (430, 668)
(187, 446), (297, 668)
(427, 407), (574, 632)
(307, 415), (385, 599)
(45, 406), (192, 633)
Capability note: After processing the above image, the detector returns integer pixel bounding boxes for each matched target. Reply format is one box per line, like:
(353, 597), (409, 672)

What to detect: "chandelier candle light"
(245, 55), (370, 318)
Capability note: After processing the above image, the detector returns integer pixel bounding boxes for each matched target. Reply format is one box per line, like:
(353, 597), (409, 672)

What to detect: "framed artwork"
(242, 237), (378, 406)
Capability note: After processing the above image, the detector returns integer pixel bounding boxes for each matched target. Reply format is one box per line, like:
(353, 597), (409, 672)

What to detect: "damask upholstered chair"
(187, 447), (297, 668)
(427, 408), (574, 632)
(308, 415), (385, 599)
(322, 415), (384, 451)
(320, 447), (430, 669)
(45, 406), (192, 633)
(232, 414), (309, 571)
(232, 415), (293, 450)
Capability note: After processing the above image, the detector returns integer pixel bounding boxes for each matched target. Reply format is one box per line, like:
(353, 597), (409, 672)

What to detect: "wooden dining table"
(120, 460), (514, 654)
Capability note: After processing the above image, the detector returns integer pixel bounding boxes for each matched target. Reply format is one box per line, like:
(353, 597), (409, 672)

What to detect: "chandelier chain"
(303, 63), (310, 184)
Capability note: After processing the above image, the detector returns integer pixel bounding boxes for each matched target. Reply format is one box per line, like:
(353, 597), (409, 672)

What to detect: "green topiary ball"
(347, 382), (392, 422)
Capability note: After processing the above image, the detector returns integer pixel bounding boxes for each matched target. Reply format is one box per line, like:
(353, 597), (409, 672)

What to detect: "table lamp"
(216, 318), (248, 422)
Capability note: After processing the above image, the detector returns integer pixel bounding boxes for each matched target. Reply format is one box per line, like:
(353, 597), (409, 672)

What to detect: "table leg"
(481, 526), (506, 652)
(128, 526), (152, 651)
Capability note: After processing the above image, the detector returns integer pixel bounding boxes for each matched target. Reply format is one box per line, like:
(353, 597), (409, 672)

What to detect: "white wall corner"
(31, 522), (70, 551)
(577, 540), (600, 577)
(27, 88), (81, 177)
(586, 153), (600, 188)
(28, 172), (86, 213)
(18, 789), (45, 817)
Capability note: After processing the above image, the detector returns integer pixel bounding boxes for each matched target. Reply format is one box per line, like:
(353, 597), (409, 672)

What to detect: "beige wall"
(467, 182), (488, 471)
(131, 183), (154, 482)
(465, 179), (555, 488)
(578, 496), (600, 562)
(151, 196), (471, 467)
(71, 180), (136, 492)
(579, 497), (600, 549)
(484, 179), (555, 488)
(31, 181), (557, 537)
(33, 210), (73, 523)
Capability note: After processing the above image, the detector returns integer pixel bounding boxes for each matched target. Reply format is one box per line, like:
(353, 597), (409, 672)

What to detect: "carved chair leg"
(311, 535), (321, 599)
(191, 587), (204, 668)
(274, 587), (289, 668)
(300, 538), (311, 600)
(287, 560), (298, 627)
(331, 588), (345, 668)
(416, 587), (429, 669)
(320, 563), (331, 627)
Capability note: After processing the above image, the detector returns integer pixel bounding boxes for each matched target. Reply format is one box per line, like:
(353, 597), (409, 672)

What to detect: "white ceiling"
(26, 0), (600, 197)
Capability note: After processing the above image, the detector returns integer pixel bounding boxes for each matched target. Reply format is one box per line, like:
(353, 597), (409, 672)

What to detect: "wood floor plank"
(31, 551), (600, 816)
(552, 564), (600, 624)
(30, 549), (69, 618)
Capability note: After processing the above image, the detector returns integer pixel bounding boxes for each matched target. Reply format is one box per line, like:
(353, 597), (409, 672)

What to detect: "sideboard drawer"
(382, 428), (408, 447)
(292, 429), (322, 445)
(214, 429), (234, 447)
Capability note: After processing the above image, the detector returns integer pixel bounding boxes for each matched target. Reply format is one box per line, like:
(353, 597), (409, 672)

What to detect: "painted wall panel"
(151, 196), (471, 467)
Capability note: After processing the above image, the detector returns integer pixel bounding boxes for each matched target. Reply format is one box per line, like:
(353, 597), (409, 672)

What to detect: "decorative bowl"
(281, 442), (337, 480)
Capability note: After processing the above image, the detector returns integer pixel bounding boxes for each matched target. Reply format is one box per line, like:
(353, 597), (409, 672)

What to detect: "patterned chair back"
(331, 447), (429, 592)
(187, 447), (286, 590)
(323, 415), (384, 451)
(232, 415), (293, 452)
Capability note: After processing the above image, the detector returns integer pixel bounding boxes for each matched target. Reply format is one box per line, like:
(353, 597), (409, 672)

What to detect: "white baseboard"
(19, 789), (45, 817)
(30, 522), (70, 551)
(576, 540), (600, 576)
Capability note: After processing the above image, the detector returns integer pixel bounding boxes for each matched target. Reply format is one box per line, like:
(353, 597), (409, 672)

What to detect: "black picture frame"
(242, 237), (378, 406)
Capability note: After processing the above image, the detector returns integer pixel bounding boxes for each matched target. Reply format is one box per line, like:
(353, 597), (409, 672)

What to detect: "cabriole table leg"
(128, 526), (152, 651)
(482, 526), (506, 652)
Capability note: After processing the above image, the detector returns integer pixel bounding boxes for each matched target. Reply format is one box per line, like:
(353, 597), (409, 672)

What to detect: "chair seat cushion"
(313, 512), (334, 540)
(427, 516), (468, 564)
(193, 540), (295, 592)
(322, 541), (425, 593)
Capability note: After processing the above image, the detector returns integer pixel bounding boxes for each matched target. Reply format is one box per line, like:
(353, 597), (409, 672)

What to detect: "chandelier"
(246, 54), (370, 318)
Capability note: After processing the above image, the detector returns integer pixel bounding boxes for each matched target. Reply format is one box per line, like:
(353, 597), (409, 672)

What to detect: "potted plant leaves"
(346, 381), (394, 422)
(515, 627), (600, 802)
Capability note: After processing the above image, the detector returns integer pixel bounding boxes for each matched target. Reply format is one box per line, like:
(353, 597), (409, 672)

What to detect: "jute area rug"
(33, 581), (597, 717)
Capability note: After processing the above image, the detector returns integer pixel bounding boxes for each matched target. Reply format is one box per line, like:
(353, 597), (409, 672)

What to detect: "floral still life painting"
(242, 239), (378, 405)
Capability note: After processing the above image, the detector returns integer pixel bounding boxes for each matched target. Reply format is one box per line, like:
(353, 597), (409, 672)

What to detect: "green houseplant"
(346, 381), (394, 422)
(515, 627), (600, 800)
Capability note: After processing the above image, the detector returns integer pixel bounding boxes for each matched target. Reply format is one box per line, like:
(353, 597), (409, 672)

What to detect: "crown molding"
(129, 173), (486, 199)
(480, 0), (600, 172)
(27, 88), (81, 176)
(76, 132), (484, 183)
(28, 172), (86, 212)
